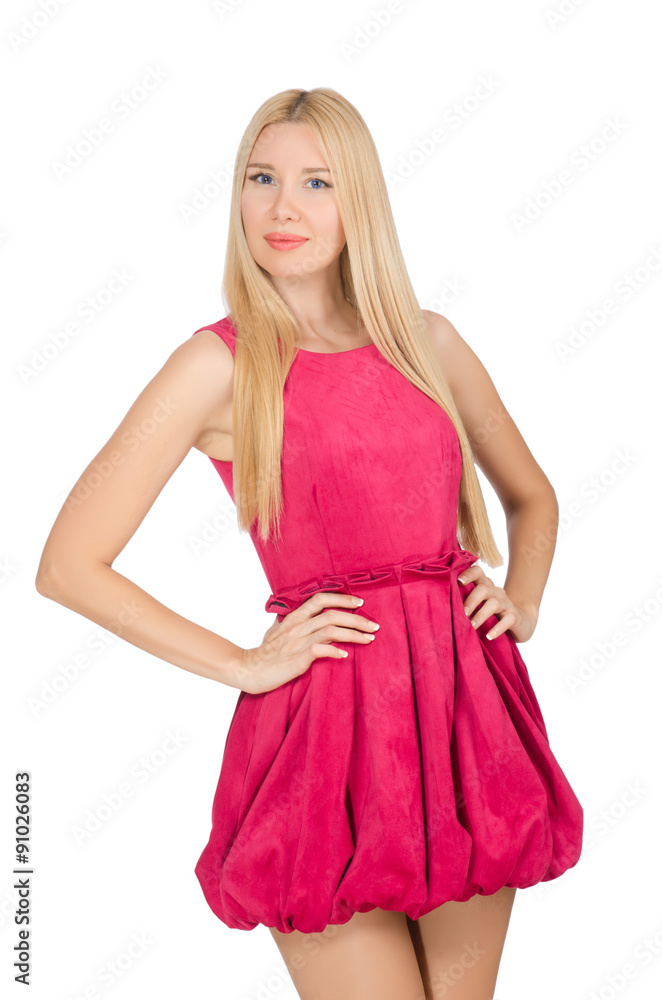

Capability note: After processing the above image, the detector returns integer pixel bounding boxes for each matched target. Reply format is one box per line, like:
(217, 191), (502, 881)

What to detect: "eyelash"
(247, 173), (331, 189)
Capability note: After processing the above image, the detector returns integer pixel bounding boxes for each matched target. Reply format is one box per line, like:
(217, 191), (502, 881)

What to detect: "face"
(240, 122), (346, 286)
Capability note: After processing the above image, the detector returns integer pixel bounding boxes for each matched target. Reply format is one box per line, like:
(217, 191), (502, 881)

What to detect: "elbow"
(35, 551), (110, 601)
(538, 481), (558, 510)
(35, 565), (64, 601)
(544, 481), (559, 511)
(34, 555), (73, 601)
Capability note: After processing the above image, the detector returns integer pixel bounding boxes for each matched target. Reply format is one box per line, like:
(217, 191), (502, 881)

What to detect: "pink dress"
(190, 316), (583, 934)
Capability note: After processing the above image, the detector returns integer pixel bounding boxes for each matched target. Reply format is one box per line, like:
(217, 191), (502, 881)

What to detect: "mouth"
(264, 234), (309, 251)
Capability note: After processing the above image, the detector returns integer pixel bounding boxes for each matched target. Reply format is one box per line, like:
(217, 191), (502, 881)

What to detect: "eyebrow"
(247, 163), (330, 173)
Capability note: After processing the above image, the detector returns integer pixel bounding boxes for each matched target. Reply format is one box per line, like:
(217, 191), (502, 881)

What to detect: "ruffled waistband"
(264, 547), (479, 616)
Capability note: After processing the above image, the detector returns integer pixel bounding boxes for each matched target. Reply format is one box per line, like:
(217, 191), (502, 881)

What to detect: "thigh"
(269, 906), (428, 1000)
(406, 886), (517, 1000)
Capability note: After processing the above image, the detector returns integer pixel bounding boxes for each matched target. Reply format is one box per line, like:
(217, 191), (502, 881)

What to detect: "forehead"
(250, 122), (328, 166)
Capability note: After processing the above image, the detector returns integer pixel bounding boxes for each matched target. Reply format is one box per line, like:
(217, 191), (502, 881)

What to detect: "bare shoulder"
(421, 309), (473, 383)
(420, 308), (552, 507)
(177, 328), (234, 458)
(420, 307), (503, 413)
(421, 308), (456, 343)
(184, 326), (235, 370)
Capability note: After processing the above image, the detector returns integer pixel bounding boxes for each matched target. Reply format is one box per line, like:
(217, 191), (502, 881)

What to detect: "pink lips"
(264, 233), (309, 251)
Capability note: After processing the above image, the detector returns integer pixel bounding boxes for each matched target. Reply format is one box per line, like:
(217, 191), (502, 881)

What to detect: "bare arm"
(35, 329), (247, 689)
(424, 310), (559, 619)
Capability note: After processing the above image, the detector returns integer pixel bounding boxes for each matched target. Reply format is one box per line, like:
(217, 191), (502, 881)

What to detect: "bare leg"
(269, 906), (429, 1000)
(406, 886), (517, 1000)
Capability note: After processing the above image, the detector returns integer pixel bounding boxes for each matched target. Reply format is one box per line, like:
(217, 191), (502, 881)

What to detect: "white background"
(2, 0), (661, 998)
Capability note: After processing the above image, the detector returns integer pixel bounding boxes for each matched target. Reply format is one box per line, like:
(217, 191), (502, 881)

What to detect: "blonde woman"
(36, 88), (583, 1000)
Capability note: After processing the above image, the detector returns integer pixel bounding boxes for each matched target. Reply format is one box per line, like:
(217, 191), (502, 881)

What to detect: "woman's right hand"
(235, 592), (380, 694)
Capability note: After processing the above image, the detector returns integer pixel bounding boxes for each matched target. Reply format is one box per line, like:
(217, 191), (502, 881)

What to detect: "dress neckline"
(294, 342), (377, 357)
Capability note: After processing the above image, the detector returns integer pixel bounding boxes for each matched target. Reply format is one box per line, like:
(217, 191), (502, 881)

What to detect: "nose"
(270, 183), (301, 223)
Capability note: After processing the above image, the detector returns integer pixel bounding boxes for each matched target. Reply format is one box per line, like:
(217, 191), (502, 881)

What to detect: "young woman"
(36, 88), (583, 1000)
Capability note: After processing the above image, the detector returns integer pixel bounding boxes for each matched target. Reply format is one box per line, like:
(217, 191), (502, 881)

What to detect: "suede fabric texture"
(189, 317), (583, 934)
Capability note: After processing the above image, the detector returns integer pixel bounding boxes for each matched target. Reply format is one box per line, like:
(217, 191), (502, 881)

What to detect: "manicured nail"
(353, 597), (364, 605)
(458, 575), (466, 583)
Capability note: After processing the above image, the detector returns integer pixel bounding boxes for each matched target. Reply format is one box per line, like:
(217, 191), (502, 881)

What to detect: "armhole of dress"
(190, 319), (236, 358)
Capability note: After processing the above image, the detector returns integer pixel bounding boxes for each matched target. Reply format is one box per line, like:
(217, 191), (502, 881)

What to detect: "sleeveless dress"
(190, 316), (583, 934)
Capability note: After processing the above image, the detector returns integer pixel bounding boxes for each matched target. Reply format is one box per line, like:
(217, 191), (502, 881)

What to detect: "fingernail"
(353, 597), (364, 605)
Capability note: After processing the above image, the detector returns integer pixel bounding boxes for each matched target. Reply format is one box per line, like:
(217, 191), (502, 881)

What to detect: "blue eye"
(248, 172), (272, 185)
(247, 173), (330, 189)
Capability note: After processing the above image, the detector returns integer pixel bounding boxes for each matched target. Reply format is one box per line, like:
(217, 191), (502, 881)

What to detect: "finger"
(304, 591), (365, 616)
(457, 566), (482, 585)
(466, 596), (502, 629)
(309, 641), (351, 659)
(483, 610), (517, 640)
(311, 591), (365, 610)
(314, 623), (378, 645)
(283, 592), (362, 627)
(308, 609), (380, 633)
(462, 582), (492, 617)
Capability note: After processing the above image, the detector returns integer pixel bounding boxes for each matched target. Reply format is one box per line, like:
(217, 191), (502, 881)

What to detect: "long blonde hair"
(222, 87), (503, 568)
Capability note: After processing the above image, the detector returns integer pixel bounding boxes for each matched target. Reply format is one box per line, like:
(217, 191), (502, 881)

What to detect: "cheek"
(240, 191), (254, 227)
(240, 199), (263, 251)
(241, 181), (265, 217)
(316, 204), (346, 256)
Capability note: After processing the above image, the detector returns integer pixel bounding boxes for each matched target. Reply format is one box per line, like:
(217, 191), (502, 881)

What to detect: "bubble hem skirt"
(194, 547), (584, 933)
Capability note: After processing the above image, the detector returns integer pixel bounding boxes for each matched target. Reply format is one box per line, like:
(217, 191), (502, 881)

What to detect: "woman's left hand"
(457, 565), (538, 643)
